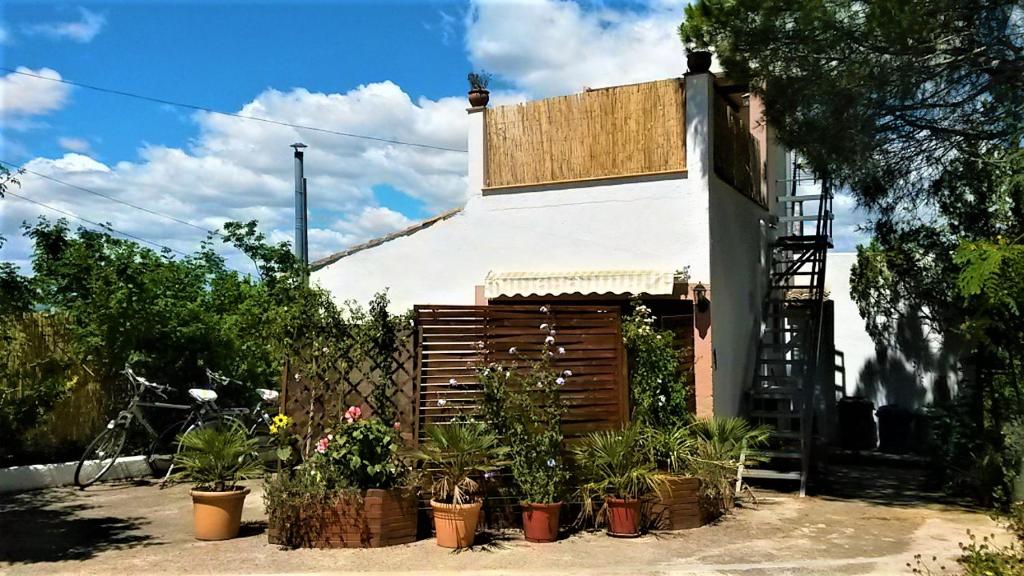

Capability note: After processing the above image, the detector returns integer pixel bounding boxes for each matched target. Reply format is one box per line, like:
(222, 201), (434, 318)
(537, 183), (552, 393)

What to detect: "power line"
(1, 67), (469, 154)
(0, 159), (219, 237)
(4, 190), (190, 257)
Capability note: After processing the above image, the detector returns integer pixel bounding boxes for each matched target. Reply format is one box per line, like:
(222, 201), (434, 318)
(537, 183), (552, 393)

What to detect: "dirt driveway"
(0, 467), (1006, 576)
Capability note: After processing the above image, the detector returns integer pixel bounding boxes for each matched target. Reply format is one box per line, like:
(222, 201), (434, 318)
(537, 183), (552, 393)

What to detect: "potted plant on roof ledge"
(173, 422), (262, 541)
(467, 71), (491, 107)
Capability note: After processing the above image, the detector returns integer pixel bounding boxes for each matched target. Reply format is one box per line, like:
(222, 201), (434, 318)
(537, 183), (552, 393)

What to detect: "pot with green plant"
(467, 71), (491, 107)
(173, 422), (262, 541)
(410, 420), (507, 548)
(479, 325), (569, 542)
(574, 424), (668, 538)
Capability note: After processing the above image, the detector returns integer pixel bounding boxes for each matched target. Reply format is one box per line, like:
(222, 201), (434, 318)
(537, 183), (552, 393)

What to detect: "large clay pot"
(190, 487), (250, 540)
(430, 500), (482, 548)
(605, 497), (642, 538)
(468, 89), (490, 107)
(522, 502), (561, 543)
(686, 50), (713, 74)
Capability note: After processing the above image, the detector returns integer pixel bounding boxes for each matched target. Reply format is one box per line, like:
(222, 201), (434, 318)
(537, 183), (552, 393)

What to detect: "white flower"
(545, 335), (555, 345)
(547, 458), (556, 468)
(437, 398), (447, 407)
(449, 378), (458, 386)
(549, 330), (557, 337)
(509, 346), (517, 354)
(546, 351), (554, 358)
(540, 323), (549, 331)
(537, 381), (544, 388)
(322, 346), (329, 353)
(539, 305), (549, 313)
(658, 394), (666, 406)
(555, 377), (565, 386)
(557, 346), (566, 355)
(293, 373), (301, 381)
(562, 369), (573, 377)
(476, 341), (485, 349)
(327, 434), (334, 440)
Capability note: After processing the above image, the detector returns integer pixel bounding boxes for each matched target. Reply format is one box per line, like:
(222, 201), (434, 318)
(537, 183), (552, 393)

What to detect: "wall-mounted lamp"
(693, 283), (709, 313)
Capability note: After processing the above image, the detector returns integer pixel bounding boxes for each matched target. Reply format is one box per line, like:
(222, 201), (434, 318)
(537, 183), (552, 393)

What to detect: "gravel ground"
(0, 468), (1008, 576)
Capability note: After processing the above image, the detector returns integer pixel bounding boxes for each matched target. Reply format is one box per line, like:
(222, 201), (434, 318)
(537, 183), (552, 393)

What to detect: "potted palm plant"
(574, 424), (668, 537)
(173, 422), (262, 540)
(467, 71), (491, 107)
(410, 421), (507, 548)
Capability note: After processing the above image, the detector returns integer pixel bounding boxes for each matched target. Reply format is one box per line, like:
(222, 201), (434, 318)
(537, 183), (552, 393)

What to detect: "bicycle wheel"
(249, 421), (276, 470)
(74, 424), (128, 489)
(147, 419), (188, 477)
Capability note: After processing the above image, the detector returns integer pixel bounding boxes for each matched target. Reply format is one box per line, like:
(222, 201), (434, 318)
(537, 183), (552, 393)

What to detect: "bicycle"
(73, 366), (230, 489)
(204, 369), (281, 466)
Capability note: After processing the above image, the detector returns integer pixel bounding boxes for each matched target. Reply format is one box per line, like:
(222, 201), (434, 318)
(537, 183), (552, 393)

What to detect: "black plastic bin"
(838, 397), (877, 451)
(876, 404), (915, 454)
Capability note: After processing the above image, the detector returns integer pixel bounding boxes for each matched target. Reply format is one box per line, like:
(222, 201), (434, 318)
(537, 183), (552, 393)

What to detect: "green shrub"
(172, 422), (262, 492)
(409, 421), (508, 505)
(308, 409), (407, 491)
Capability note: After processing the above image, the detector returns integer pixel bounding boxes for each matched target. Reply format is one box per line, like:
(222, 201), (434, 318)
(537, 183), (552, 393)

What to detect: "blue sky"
(0, 0), (865, 274)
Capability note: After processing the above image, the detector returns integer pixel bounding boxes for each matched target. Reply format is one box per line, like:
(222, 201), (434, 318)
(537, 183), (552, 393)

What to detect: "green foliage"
(685, 417), (771, 511)
(573, 423), (668, 524)
(679, 0), (1023, 209)
(172, 422), (263, 492)
(309, 412), (407, 491)
(622, 301), (689, 428)
(478, 334), (569, 504)
(467, 70), (491, 91)
(409, 421), (508, 505)
(263, 466), (339, 549)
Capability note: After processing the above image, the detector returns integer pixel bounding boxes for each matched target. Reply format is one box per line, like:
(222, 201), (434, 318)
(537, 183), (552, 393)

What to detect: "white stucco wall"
(827, 252), (959, 410)
(708, 179), (771, 417)
(312, 175), (711, 312)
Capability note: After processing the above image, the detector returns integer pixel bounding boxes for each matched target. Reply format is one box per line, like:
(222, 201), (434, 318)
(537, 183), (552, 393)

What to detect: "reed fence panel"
(484, 79), (686, 189)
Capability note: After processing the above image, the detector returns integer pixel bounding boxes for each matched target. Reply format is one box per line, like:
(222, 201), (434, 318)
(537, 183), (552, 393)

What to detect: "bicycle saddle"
(256, 389), (279, 403)
(188, 388), (218, 403)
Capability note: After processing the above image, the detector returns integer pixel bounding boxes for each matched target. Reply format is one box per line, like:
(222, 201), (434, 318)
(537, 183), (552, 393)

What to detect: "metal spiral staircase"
(743, 160), (833, 496)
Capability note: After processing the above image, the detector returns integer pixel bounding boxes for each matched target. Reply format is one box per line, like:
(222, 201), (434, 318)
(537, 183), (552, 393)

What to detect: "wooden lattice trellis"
(281, 329), (418, 450)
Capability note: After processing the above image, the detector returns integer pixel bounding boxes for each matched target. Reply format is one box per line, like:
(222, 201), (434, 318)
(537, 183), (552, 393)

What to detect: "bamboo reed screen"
(484, 79), (686, 189)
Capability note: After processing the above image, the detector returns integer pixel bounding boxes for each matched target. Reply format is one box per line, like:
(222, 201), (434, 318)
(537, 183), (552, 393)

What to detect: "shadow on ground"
(0, 485), (161, 564)
(811, 463), (976, 512)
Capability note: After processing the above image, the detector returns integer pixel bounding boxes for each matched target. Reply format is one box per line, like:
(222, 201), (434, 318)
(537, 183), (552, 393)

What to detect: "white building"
(313, 71), (794, 420)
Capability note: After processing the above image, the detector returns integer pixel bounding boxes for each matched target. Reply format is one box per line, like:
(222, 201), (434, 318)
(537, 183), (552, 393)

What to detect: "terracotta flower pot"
(686, 50), (713, 74)
(522, 502), (561, 543)
(190, 487), (250, 541)
(430, 500), (482, 548)
(605, 497), (642, 537)
(468, 89), (490, 107)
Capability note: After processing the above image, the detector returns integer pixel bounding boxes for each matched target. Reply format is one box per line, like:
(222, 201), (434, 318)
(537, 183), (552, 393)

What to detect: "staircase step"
(777, 194), (823, 203)
(742, 469), (803, 481)
(779, 214), (834, 223)
(757, 357), (805, 365)
(761, 450), (802, 460)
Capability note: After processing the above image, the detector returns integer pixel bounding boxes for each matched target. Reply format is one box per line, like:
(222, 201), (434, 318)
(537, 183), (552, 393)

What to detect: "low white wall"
(0, 455), (150, 494)
(708, 180), (770, 417)
(313, 175), (712, 312)
(827, 252), (959, 410)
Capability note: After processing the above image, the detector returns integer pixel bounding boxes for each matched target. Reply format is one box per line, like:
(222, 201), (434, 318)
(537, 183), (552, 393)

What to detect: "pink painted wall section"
(692, 286), (714, 418)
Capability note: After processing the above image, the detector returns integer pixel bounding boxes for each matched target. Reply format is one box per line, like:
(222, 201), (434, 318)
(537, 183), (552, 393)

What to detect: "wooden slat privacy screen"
(484, 79), (686, 189)
(415, 305), (628, 440)
(713, 92), (766, 208)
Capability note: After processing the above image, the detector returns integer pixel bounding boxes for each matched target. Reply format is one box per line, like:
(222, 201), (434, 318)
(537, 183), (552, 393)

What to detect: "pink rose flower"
(316, 437), (329, 454)
(344, 405), (362, 423)
(393, 421), (401, 430)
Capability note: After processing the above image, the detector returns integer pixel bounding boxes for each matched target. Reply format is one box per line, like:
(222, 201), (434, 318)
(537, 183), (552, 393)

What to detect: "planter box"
(647, 476), (709, 530)
(268, 488), (418, 548)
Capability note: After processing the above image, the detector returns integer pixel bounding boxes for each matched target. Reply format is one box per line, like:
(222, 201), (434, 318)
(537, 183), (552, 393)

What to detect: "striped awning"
(484, 269), (678, 298)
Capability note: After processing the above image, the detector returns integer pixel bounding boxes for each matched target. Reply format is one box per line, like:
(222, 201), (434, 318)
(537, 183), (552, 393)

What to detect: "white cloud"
(0, 25), (10, 45)
(0, 67), (72, 118)
(0, 81), (468, 274)
(58, 137), (92, 154)
(466, 0), (686, 97)
(23, 7), (106, 43)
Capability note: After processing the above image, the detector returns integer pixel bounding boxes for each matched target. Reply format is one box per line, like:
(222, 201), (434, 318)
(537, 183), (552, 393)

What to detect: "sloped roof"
(310, 207), (463, 272)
